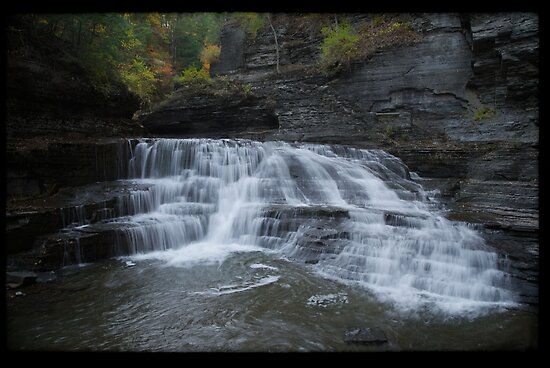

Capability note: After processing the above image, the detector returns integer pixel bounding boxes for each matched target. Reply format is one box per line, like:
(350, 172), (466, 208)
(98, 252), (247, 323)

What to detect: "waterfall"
(113, 138), (516, 311)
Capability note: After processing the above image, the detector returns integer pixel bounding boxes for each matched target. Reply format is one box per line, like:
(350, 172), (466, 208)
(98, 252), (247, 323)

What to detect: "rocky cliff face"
(138, 87), (278, 137)
(142, 13), (539, 304)
(7, 55), (144, 139)
(6, 21), (147, 200)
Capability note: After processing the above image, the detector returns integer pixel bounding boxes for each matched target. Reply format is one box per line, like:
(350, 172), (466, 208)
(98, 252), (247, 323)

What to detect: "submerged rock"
(343, 327), (388, 345)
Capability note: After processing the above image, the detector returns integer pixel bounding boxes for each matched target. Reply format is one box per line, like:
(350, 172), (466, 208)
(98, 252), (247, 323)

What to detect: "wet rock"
(6, 179), (152, 256)
(5, 210), (61, 254)
(301, 226), (348, 240)
(6, 271), (37, 288)
(451, 179), (538, 232)
(34, 227), (126, 272)
(467, 143), (538, 182)
(344, 328), (388, 345)
(307, 293), (349, 308)
(479, 227), (538, 306)
(262, 205), (350, 221)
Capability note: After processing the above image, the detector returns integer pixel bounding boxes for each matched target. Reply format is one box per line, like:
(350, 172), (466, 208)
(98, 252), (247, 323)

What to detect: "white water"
(113, 138), (516, 313)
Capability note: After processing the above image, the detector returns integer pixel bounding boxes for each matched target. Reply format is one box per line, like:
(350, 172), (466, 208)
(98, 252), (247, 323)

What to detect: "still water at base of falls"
(6, 257), (537, 351)
(106, 138), (516, 314)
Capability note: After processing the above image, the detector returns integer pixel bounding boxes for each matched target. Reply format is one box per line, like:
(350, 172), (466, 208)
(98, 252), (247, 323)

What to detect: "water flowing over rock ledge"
(6, 138), (536, 311)
(6, 13), (538, 311)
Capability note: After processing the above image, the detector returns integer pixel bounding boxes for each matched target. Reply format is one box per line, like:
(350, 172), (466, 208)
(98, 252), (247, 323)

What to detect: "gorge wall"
(141, 13), (539, 303)
(6, 17), (147, 199)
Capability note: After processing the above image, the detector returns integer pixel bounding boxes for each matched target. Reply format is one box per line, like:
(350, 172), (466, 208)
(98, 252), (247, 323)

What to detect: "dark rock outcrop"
(6, 17), (145, 139)
(6, 18), (146, 204)
(210, 25), (246, 75)
(139, 88), (279, 137)
(7, 54), (145, 140)
(468, 13), (539, 108)
(344, 328), (388, 345)
(6, 139), (135, 198)
(6, 179), (152, 258)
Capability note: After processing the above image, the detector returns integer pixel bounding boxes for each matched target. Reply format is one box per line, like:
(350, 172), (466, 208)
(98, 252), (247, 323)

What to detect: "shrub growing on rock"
(473, 107), (496, 121)
(175, 65), (212, 86)
(319, 22), (360, 74)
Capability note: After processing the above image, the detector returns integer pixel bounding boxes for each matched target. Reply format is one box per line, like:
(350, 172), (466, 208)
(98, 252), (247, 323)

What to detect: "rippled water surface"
(7, 253), (537, 352)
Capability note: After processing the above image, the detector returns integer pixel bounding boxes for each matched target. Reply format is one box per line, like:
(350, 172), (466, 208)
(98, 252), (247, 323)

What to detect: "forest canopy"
(8, 13), (230, 108)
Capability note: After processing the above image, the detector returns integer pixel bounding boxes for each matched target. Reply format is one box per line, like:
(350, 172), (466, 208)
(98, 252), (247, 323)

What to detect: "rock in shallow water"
(6, 271), (37, 289)
(307, 293), (349, 308)
(343, 327), (388, 345)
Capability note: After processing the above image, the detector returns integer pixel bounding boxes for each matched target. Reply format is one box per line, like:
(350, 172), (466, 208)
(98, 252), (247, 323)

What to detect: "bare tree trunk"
(76, 19), (82, 48)
(58, 22), (66, 40)
(171, 15), (178, 66)
(267, 15), (280, 75)
(50, 20), (58, 36)
(89, 23), (97, 46)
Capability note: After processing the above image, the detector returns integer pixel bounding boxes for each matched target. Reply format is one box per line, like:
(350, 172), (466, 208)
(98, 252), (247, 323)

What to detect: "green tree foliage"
(9, 13), (308, 108)
(119, 58), (158, 102)
(9, 13), (227, 109)
(170, 13), (225, 69)
(232, 12), (265, 39)
(358, 16), (419, 55)
(175, 65), (212, 87)
(319, 21), (360, 73)
(473, 107), (496, 121)
(318, 15), (420, 76)
(12, 13), (174, 108)
(199, 44), (221, 71)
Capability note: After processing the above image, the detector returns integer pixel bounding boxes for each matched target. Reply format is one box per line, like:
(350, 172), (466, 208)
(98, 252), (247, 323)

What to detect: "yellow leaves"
(95, 24), (107, 34)
(176, 65), (211, 85)
(320, 22), (360, 69)
(372, 15), (385, 27)
(121, 36), (142, 51)
(119, 58), (158, 99)
(473, 107), (496, 121)
(147, 13), (162, 29)
(199, 44), (221, 71)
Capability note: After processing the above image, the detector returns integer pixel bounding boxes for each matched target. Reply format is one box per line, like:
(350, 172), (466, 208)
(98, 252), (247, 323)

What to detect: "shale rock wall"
(142, 13), (539, 303)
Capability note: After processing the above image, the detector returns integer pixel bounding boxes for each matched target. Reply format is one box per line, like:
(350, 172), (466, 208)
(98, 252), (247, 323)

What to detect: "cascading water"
(112, 138), (516, 313)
